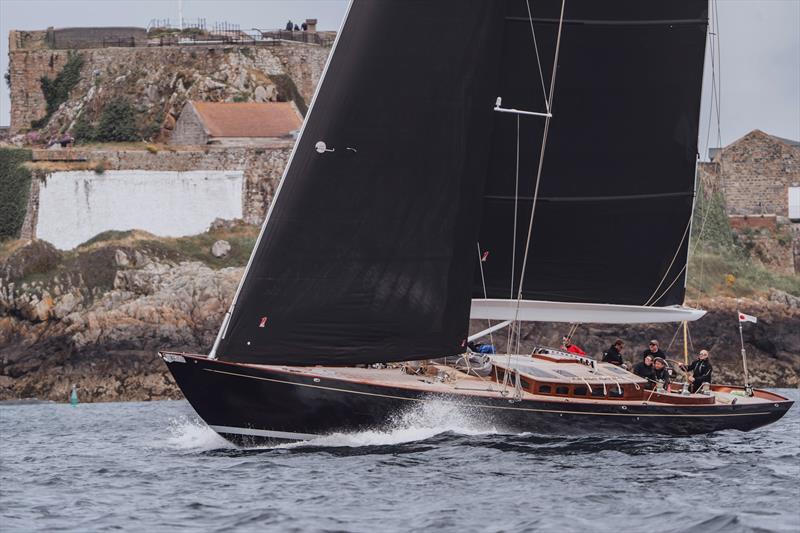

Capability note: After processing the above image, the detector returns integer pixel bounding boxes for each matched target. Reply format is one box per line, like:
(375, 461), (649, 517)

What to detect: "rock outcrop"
(1, 239), (799, 402)
(1, 240), (241, 401)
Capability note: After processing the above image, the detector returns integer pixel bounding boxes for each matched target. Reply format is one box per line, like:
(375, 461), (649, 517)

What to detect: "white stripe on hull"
(209, 425), (317, 441)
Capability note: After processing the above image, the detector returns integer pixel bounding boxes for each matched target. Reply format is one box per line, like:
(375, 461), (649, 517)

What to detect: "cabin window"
(556, 386), (569, 395)
(609, 387), (624, 397)
(520, 378), (531, 389)
(591, 387), (605, 397)
(573, 386), (588, 396)
(539, 385), (551, 394)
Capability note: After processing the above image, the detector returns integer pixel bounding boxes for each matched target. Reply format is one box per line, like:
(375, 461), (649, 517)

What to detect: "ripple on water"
(0, 391), (797, 532)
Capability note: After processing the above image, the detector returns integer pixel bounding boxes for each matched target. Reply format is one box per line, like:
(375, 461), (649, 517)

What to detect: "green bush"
(72, 111), (96, 143)
(31, 52), (85, 129)
(0, 148), (33, 240)
(687, 182), (800, 297)
(95, 98), (138, 142)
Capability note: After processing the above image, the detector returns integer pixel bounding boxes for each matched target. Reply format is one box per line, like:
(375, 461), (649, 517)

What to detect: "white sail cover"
(471, 299), (706, 324)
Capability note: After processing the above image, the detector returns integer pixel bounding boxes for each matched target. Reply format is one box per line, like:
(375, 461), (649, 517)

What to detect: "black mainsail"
(474, 0), (708, 308)
(216, 1), (505, 365)
(214, 0), (709, 366)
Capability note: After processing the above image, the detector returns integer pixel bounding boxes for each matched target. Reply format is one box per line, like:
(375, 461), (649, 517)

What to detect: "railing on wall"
(48, 28), (334, 49)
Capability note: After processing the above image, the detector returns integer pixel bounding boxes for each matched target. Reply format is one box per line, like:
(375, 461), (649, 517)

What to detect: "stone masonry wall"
(170, 103), (207, 146)
(28, 145), (293, 225)
(8, 42), (330, 135)
(715, 130), (800, 217)
(700, 130), (800, 274)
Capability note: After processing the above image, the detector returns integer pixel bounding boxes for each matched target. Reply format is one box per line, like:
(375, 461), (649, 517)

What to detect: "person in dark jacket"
(602, 339), (625, 366)
(680, 349), (713, 393)
(651, 357), (670, 390)
(285, 20), (294, 31)
(633, 355), (654, 383)
(641, 339), (667, 361)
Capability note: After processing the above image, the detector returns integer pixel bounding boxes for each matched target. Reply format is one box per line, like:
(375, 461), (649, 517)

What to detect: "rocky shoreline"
(1, 240), (799, 403)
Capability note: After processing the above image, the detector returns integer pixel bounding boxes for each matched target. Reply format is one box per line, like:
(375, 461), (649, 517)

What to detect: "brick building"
(170, 101), (303, 146)
(700, 129), (800, 273)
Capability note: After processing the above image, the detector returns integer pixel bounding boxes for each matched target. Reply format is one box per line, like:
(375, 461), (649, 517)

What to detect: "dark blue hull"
(161, 352), (794, 445)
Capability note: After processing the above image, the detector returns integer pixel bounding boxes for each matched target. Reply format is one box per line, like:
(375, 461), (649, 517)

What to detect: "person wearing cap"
(640, 339), (667, 361)
(561, 336), (586, 355)
(680, 349), (713, 393)
(602, 339), (625, 366)
(651, 357), (671, 390)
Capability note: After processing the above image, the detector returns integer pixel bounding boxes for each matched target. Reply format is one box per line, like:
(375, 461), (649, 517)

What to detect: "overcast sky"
(1, 0), (798, 155)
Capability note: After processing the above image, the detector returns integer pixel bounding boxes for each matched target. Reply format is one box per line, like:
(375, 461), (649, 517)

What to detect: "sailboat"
(160, 0), (793, 444)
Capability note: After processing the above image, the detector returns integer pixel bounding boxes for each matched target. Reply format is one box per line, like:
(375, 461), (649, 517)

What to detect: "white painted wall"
(36, 170), (244, 249)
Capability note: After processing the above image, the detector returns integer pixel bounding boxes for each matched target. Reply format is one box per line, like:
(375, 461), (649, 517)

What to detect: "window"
(789, 187), (800, 221)
(539, 385), (551, 394)
(573, 386), (588, 396)
(609, 387), (624, 397)
(591, 387), (605, 397)
(556, 386), (569, 395)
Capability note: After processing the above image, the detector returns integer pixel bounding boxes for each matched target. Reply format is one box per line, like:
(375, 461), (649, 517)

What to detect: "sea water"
(1, 390), (798, 532)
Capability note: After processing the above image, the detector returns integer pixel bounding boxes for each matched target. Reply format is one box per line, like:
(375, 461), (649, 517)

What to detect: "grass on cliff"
(0, 148), (33, 241)
(686, 184), (800, 298)
(76, 224), (259, 269)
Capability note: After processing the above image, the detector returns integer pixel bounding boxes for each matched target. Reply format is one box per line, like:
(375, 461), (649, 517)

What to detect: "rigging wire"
(525, 0), (551, 114)
(506, 115), (521, 354)
(642, 3), (724, 308)
(511, 0), (567, 356)
(642, 217), (692, 307)
(692, 0), (724, 297)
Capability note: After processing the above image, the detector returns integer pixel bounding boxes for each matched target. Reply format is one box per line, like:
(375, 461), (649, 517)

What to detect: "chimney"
(305, 18), (317, 32)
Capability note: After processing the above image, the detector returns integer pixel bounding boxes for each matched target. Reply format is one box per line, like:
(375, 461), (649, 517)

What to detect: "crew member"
(680, 349), (713, 393)
(602, 339), (625, 366)
(561, 336), (586, 355)
(641, 339), (667, 361)
(633, 355), (654, 382)
(651, 357), (670, 390)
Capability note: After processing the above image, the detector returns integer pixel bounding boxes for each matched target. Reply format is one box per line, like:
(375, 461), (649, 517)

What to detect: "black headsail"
(474, 0), (708, 307)
(216, 1), (505, 365)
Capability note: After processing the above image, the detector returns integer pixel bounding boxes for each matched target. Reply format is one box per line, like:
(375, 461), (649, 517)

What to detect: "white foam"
(277, 399), (499, 449)
(166, 416), (234, 452)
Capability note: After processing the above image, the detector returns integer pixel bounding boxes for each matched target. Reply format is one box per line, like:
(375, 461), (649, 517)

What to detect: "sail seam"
(506, 17), (708, 26)
(485, 191), (694, 202)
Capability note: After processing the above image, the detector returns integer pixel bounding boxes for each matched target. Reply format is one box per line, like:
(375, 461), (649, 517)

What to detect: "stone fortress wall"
(698, 130), (800, 274)
(21, 144), (293, 248)
(6, 26), (332, 248)
(7, 30), (330, 135)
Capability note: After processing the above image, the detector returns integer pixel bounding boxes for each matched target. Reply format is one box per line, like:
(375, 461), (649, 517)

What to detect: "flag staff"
(737, 308), (755, 397)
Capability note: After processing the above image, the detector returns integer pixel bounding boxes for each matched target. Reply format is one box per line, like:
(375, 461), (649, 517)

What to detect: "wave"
(165, 416), (234, 452)
(276, 399), (500, 449)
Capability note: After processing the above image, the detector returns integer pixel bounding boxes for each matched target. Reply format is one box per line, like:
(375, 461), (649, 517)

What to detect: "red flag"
(738, 312), (757, 324)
